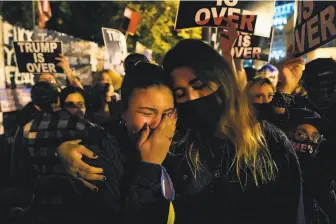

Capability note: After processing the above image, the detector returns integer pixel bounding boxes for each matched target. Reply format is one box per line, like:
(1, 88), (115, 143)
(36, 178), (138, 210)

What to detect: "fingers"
(284, 57), (304, 70)
(77, 145), (98, 159)
(74, 159), (104, 174)
(77, 170), (105, 181)
(77, 177), (99, 192)
(158, 109), (176, 130)
(70, 139), (82, 145)
(225, 18), (238, 30)
(159, 110), (177, 140)
(136, 123), (150, 148)
(286, 45), (294, 56)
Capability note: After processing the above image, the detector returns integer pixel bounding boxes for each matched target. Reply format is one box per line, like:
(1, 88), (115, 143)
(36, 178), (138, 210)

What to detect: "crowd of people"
(1, 21), (336, 224)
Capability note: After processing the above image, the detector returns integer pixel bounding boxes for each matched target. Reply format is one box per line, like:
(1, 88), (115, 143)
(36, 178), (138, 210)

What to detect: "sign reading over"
(232, 30), (273, 62)
(294, 1), (336, 56)
(13, 41), (63, 74)
(175, 0), (276, 37)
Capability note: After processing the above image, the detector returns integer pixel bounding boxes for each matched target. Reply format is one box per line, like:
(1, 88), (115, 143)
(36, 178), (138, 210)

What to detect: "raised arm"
(55, 54), (84, 89)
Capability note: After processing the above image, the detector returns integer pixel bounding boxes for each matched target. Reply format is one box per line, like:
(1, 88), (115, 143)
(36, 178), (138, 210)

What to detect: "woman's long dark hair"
(163, 39), (277, 186)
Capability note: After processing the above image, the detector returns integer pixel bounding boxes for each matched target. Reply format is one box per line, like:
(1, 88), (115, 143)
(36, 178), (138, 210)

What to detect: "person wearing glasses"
(287, 108), (336, 224)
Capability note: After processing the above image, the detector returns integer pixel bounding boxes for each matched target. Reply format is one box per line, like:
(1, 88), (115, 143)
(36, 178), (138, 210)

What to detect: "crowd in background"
(0, 21), (335, 224)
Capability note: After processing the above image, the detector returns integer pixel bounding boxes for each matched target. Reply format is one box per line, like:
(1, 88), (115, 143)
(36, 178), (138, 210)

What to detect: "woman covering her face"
(58, 40), (304, 223)
(57, 62), (177, 223)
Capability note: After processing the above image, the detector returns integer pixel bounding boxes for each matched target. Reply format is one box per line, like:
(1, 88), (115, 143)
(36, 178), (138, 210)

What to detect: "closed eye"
(138, 112), (153, 116)
(193, 83), (207, 90)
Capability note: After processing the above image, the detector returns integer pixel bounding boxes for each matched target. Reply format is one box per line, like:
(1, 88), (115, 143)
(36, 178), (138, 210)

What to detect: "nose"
(265, 96), (273, 103)
(185, 89), (200, 102)
(307, 134), (313, 142)
(149, 114), (162, 129)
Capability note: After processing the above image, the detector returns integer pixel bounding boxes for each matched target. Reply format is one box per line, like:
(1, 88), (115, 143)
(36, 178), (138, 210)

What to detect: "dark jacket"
(18, 110), (125, 223)
(99, 119), (305, 224)
(290, 96), (336, 223)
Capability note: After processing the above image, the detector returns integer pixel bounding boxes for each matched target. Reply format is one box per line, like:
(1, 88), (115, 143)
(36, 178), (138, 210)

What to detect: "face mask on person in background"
(306, 74), (336, 110)
(63, 102), (86, 119)
(176, 90), (224, 132)
(291, 139), (321, 168)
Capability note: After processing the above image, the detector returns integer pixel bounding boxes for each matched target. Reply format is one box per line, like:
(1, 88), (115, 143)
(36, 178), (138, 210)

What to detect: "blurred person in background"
(286, 108), (336, 224)
(256, 64), (279, 88)
(17, 55), (82, 128)
(123, 53), (150, 74)
(87, 82), (120, 125)
(60, 86), (88, 119)
(246, 76), (275, 104)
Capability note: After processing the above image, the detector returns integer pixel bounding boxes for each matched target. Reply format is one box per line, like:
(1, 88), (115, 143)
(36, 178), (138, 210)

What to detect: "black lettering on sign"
(13, 41), (63, 74)
(294, 1), (336, 56)
(101, 27), (127, 66)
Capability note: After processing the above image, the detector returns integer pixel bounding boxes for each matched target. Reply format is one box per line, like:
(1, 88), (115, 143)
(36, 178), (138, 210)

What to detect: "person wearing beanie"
(287, 108), (336, 224)
(303, 58), (336, 112)
(256, 64), (279, 88)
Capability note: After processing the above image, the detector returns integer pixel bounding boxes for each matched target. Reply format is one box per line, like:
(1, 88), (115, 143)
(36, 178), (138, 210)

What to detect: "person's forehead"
(296, 124), (319, 132)
(171, 67), (197, 84)
(250, 81), (273, 91)
(129, 86), (173, 109)
(39, 73), (55, 79)
(65, 92), (85, 102)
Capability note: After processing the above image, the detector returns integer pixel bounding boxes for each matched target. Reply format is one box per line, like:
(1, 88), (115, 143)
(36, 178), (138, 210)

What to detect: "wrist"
(141, 158), (163, 165)
(272, 92), (295, 108)
(64, 68), (74, 76)
(278, 86), (293, 94)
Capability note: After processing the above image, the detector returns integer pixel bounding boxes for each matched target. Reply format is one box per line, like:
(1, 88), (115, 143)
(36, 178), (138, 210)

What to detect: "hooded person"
(287, 108), (327, 167)
(287, 108), (336, 224)
(302, 58), (336, 119)
(11, 82), (125, 224)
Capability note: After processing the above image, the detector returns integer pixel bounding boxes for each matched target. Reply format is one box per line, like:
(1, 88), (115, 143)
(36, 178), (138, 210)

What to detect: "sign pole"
(32, 0), (36, 29)
(125, 31), (129, 41)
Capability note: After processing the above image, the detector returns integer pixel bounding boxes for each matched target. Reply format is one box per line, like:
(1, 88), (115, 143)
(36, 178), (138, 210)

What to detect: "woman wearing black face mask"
(54, 39), (304, 223)
(287, 108), (336, 224)
(161, 38), (305, 224)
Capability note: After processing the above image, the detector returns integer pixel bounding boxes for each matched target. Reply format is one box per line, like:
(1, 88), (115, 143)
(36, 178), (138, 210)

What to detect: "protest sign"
(175, 0), (276, 38)
(0, 18), (99, 112)
(135, 42), (153, 61)
(294, 1), (336, 56)
(102, 27), (127, 66)
(33, 28), (95, 86)
(13, 41), (63, 74)
(232, 30), (273, 62)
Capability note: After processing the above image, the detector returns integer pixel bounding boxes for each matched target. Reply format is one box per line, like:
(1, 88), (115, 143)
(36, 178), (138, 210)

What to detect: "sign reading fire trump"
(232, 31), (273, 62)
(294, 1), (336, 56)
(175, 0), (276, 38)
(13, 41), (63, 73)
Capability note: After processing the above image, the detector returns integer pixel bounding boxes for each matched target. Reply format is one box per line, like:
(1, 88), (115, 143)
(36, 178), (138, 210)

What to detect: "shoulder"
(260, 120), (298, 168)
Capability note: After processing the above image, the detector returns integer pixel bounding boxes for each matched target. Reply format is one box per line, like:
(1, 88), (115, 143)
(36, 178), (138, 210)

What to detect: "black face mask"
(176, 90), (224, 132)
(291, 139), (319, 158)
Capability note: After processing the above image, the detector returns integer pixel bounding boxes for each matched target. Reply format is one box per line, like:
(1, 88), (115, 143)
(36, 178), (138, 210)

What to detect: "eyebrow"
(163, 108), (174, 113)
(189, 78), (201, 85)
(138, 107), (174, 113)
(172, 78), (202, 92)
(138, 107), (157, 112)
